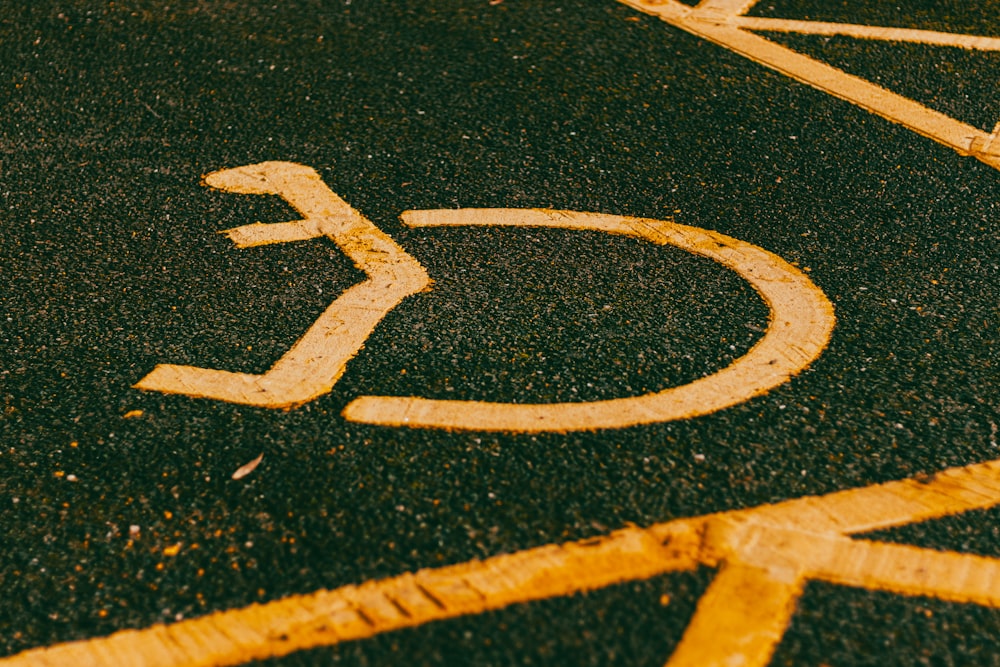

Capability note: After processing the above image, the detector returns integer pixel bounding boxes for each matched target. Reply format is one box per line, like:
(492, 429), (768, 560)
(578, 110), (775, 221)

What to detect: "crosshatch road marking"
(9, 458), (1000, 667)
(619, 0), (1000, 170)
(345, 208), (834, 432)
(136, 162), (835, 432)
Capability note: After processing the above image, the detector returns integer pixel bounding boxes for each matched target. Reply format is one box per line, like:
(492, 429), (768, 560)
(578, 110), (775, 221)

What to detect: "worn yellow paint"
(343, 208), (835, 432)
(618, 0), (1000, 171)
(9, 458), (1000, 667)
(134, 161), (430, 408)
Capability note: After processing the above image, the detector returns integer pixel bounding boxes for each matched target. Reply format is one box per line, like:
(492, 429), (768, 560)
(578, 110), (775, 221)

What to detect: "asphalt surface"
(1, 0), (998, 665)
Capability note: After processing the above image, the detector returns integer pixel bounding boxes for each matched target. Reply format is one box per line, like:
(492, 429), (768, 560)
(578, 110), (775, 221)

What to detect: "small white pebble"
(694, 453), (706, 462)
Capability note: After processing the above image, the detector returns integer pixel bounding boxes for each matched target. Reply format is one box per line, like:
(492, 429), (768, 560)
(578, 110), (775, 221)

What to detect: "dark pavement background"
(1, 1), (998, 664)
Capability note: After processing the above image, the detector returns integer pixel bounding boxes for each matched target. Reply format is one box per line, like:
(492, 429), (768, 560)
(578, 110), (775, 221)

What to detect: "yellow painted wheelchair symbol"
(135, 161), (835, 432)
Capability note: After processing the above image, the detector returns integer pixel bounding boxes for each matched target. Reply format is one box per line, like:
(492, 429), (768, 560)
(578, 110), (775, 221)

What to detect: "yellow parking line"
(734, 17), (1000, 51)
(8, 459), (1000, 667)
(665, 562), (804, 667)
(2, 521), (704, 667)
(619, 0), (1000, 171)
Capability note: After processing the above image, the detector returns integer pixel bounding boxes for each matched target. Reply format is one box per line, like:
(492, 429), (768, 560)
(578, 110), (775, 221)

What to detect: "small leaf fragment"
(232, 453), (264, 480)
